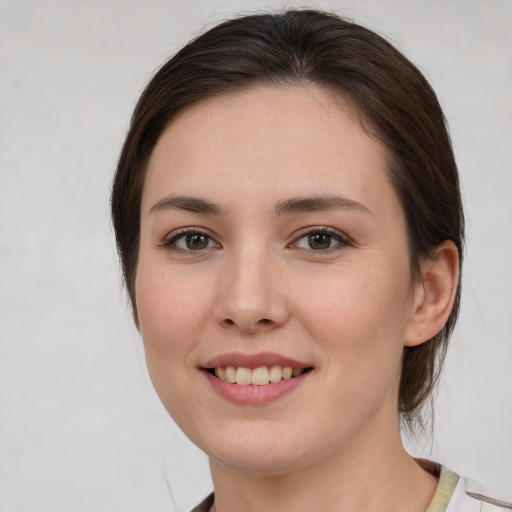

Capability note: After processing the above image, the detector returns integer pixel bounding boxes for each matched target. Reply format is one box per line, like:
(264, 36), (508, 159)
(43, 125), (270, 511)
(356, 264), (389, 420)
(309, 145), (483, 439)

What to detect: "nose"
(214, 248), (290, 334)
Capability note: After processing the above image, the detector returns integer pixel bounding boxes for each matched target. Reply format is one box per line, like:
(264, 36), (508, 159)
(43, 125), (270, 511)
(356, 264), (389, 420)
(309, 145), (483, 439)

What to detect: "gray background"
(0, 0), (511, 511)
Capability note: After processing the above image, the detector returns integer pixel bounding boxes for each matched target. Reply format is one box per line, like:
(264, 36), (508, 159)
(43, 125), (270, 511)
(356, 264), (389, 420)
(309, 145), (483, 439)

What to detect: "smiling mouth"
(206, 365), (313, 386)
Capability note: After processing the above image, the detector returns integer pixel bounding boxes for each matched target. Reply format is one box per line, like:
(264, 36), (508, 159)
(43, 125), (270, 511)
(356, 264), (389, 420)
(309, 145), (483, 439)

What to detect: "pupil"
(308, 233), (331, 249)
(186, 233), (208, 250)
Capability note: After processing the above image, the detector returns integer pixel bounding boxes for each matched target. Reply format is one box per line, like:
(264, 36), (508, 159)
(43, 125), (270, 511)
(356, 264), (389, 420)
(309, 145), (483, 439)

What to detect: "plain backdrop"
(0, 0), (511, 511)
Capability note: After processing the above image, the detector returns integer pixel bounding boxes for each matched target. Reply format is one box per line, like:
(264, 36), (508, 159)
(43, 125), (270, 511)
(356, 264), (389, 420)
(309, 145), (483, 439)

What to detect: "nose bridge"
(215, 239), (289, 332)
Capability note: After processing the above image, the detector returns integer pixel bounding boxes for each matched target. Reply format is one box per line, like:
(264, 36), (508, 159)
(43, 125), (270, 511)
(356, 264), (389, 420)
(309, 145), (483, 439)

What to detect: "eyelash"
(160, 226), (351, 253)
(290, 227), (351, 252)
(160, 228), (220, 253)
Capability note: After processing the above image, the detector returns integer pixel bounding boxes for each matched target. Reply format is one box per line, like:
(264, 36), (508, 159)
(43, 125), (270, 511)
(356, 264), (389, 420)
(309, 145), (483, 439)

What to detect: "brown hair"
(111, 9), (464, 428)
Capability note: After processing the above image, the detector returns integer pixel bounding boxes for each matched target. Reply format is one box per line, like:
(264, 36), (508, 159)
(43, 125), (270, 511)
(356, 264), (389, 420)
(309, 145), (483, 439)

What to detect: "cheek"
(292, 270), (410, 432)
(297, 263), (411, 374)
(134, 265), (216, 400)
(136, 265), (210, 343)
(134, 268), (216, 423)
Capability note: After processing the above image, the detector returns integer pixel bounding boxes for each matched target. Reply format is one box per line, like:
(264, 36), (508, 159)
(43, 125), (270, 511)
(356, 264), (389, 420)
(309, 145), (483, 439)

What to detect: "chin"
(209, 446), (307, 477)
(194, 423), (312, 476)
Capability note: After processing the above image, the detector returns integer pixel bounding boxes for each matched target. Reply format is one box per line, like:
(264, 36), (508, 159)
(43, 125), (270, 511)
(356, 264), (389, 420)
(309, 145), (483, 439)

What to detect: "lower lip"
(203, 370), (311, 405)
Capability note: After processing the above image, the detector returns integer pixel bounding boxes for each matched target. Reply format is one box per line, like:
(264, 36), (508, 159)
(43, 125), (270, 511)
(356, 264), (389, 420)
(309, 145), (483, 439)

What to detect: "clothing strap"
(426, 466), (460, 512)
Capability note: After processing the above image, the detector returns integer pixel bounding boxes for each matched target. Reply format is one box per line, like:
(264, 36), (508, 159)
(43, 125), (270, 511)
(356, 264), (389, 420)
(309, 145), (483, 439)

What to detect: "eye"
(162, 229), (219, 252)
(292, 228), (349, 251)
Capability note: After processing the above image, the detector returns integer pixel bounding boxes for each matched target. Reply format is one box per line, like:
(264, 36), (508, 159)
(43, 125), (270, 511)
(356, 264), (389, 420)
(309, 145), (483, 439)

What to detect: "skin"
(135, 85), (459, 512)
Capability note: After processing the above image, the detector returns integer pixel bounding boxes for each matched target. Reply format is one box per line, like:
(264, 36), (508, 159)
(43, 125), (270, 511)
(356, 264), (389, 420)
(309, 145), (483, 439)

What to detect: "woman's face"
(136, 85), (420, 474)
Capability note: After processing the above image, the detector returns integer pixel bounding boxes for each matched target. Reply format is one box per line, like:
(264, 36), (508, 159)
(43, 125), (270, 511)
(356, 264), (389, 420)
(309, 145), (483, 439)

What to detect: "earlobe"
(404, 241), (460, 347)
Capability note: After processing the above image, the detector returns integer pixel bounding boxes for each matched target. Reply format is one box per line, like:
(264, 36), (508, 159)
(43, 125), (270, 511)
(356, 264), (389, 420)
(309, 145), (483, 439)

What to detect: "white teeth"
(213, 365), (307, 385)
(252, 367), (270, 386)
(215, 367), (226, 380)
(225, 366), (236, 383)
(282, 366), (293, 379)
(235, 367), (252, 385)
(269, 365), (282, 383)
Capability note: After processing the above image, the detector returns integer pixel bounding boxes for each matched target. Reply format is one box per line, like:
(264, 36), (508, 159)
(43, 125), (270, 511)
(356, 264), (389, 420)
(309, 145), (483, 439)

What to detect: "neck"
(208, 420), (437, 512)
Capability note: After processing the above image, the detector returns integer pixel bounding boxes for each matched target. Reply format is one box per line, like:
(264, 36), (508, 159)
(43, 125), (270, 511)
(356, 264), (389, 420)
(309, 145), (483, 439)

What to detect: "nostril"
(221, 317), (273, 330)
(219, 315), (286, 334)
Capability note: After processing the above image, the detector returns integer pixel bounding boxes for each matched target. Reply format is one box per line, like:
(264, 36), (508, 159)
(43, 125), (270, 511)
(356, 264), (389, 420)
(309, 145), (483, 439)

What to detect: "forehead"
(142, 84), (394, 215)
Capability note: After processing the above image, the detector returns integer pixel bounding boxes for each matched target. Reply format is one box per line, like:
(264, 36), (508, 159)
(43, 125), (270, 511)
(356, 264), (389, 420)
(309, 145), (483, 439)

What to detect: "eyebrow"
(275, 195), (372, 216)
(148, 195), (223, 216)
(148, 194), (372, 217)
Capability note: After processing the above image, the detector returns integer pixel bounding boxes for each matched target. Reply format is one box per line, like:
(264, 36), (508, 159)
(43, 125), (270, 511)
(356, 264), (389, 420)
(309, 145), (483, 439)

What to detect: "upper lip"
(203, 351), (311, 369)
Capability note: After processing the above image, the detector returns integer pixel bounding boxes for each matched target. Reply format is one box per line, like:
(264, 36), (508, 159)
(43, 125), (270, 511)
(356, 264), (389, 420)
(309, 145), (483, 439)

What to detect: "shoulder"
(447, 474), (512, 512)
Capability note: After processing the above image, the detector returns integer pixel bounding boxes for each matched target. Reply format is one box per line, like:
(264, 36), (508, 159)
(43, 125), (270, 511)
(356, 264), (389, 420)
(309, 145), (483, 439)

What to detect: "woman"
(111, 9), (509, 512)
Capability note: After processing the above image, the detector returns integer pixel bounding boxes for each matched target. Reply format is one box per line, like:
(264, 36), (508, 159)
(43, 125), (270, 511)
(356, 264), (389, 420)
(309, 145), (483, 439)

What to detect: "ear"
(404, 241), (460, 347)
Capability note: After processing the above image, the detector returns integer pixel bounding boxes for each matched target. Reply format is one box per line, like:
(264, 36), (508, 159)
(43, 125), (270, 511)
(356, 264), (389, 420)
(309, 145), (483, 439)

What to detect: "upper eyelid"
(158, 225), (351, 248)
(288, 227), (354, 254)
(160, 227), (220, 247)
(290, 226), (351, 243)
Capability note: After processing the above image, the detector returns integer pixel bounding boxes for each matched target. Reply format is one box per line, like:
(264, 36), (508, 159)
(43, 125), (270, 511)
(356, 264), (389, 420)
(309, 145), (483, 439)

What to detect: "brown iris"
(186, 233), (209, 250)
(307, 232), (332, 250)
